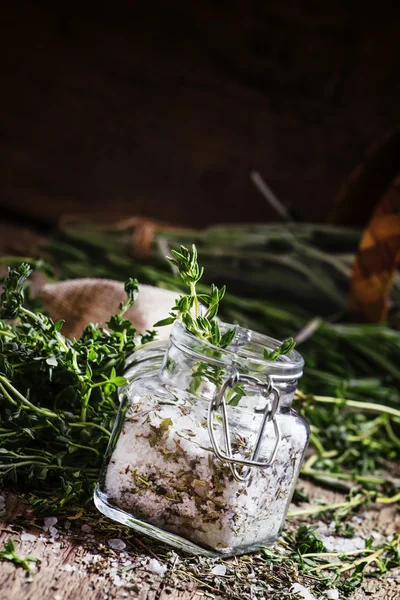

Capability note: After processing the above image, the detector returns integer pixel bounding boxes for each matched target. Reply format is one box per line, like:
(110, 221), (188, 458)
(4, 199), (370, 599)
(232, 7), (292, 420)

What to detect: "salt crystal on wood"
(211, 564), (227, 576)
(290, 583), (317, 600)
(108, 539), (126, 551)
(148, 558), (167, 576)
(44, 516), (58, 530)
(20, 533), (36, 542)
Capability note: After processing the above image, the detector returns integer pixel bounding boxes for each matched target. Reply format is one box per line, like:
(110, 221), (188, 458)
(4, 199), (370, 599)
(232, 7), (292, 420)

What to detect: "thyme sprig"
(155, 245), (236, 348)
(0, 539), (38, 572)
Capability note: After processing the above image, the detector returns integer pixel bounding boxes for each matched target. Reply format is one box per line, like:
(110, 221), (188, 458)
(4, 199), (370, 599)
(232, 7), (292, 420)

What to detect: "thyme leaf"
(0, 539), (38, 572)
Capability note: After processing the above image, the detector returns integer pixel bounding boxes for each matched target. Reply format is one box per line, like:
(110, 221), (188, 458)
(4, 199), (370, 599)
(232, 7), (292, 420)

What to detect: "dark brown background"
(0, 1), (399, 229)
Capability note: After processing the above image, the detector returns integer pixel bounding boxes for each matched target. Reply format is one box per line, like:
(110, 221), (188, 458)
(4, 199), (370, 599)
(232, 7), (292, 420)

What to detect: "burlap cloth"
(39, 278), (179, 340)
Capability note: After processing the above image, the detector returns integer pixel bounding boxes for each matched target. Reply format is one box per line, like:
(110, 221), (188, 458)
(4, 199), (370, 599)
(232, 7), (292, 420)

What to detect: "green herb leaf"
(0, 539), (39, 572)
(264, 337), (295, 361)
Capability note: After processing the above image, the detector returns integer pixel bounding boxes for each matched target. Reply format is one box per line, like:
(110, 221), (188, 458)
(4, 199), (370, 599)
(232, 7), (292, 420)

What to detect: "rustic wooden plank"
(0, 483), (399, 600)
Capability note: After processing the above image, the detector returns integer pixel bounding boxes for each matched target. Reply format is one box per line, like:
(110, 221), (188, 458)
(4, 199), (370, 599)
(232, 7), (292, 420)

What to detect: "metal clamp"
(207, 372), (281, 482)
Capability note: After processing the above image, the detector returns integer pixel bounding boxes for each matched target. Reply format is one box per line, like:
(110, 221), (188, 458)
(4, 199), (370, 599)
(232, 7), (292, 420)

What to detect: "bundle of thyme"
(0, 263), (155, 506)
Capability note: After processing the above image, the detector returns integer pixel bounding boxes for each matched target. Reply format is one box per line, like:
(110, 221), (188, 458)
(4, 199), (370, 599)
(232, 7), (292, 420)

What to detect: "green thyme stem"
(190, 282), (199, 319)
(0, 330), (15, 338)
(68, 422), (111, 436)
(19, 305), (43, 323)
(0, 382), (18, 406)
(377, 491), (400, 504)
(287, 496), (365, 518)
(0, 376), (58, 418)
(309, 433), (325, 455)
(302, 450), (338, 471)
(296, 391), (400, 419)
(301, 469), (389, 485)
(68, 442), (100, 456)
(383, 417), (400, 448)
(2, 452), (51, 461)
(80, 388), (92, 422)
(289, 491), (400, 519)
(339, 546), (387, 574)
(0, 461), (98, 472)
(302, 548), (376, 559)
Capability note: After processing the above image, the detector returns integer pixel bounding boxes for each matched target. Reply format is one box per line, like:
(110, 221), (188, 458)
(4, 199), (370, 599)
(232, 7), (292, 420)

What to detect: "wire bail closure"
(207, 372), (281, 482)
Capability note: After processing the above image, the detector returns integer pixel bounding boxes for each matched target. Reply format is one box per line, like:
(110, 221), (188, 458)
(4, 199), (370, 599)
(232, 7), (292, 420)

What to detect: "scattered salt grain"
(148, 558), (168, 577)
(44, 517), (58, 530)
(81, 524), (92, 533)
(83, 554), (94, 564)
(64, 521), (71, 530)
(351, 516), (363, 525)
(211, 564), (227, 576)
(62, 564), (77, 572)
(290, 583), (317, 600)
(20, 533), (36, 542)
(111, 574), (125, 587)
(108, 539), (126, 551)
(321, 535), (365, 553)
(325, 590), (339, 600)
(54, 595), (62, 600)
(0, 495), (5, 509)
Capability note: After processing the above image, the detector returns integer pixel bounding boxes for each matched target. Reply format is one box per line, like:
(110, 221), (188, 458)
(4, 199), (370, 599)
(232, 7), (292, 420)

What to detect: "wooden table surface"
(1, 481), (399, 600)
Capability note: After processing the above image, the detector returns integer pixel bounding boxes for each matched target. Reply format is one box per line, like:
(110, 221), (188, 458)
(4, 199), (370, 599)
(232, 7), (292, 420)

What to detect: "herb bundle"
(0, 264), (154, 507)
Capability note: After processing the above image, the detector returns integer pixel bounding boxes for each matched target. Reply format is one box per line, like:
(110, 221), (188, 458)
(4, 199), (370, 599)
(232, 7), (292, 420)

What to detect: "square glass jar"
(95, 321), (309, 557)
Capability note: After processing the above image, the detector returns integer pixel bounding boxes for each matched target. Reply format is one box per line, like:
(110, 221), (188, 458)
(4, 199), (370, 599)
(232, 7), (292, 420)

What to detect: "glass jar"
(95, 321), (309, 557)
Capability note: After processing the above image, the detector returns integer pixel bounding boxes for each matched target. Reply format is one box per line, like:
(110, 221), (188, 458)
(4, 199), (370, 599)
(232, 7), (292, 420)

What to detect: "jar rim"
(171, 320), (304, 381)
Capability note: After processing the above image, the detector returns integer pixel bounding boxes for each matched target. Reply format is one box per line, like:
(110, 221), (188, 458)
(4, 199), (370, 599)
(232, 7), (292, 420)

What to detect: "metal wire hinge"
(207, 372), (281, 482)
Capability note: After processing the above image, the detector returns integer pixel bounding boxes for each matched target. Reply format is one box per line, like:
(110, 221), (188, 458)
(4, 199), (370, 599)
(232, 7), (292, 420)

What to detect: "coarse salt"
(321, 535), (365, 553)
(20, 533), (36, 542)
(108, 539), (126, 551)
(148, 558), (167, 577)
(44, 517), (58, 530)
(62, 564), (77, 572)
(325, 590), (339, 599)
(290, 583), (317, 600)
(211, 564), (227, 576)
(81, 524), (92, 533)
